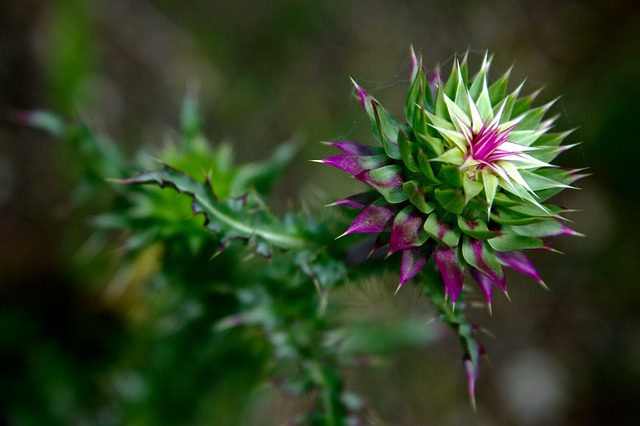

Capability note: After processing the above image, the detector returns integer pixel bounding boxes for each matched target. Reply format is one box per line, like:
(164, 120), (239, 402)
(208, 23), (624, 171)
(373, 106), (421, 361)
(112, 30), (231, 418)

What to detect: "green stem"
(420, 261), (482, 404)
(307, 361), (345, 426)
(195, 194), (306, 249)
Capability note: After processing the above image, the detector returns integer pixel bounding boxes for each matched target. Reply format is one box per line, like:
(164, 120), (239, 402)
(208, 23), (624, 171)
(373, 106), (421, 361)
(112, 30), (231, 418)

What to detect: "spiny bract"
(320, 49), (584, 305)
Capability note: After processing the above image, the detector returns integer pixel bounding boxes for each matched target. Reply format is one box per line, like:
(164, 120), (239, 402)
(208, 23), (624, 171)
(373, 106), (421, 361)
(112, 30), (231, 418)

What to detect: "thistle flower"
(320, 49), (584, 305)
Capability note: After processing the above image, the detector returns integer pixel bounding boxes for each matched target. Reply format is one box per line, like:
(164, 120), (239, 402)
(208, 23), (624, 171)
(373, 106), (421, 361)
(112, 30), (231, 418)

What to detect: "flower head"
(320, 49), (584, 305)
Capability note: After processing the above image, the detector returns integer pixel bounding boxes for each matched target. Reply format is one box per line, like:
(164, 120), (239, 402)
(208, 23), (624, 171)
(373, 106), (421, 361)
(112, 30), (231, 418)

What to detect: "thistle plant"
(322, 49), (582, 304)
(19, 49), (583, 424)
(319, 49), (584, 401)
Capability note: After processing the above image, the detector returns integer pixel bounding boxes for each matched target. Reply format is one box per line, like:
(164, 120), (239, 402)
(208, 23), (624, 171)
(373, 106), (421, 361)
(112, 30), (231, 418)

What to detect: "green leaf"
(511, 220), (579, 237)
(497, 82), (523, 122)
(411, 101), (429, 136)
(424, 214), (461, 247)
(390, 205), (429, 252)
(432, 148), (464, 165)
(535, 168), (585, 186)
(481, 170), (499, 212)
(516, 100), (554, 131)
(487, 233), (549, 252)
(398, 130), (421, 173)
(439, 164), (463, 188)
(403, 181), (435, 214)
(461, 236), (505, 286)
(122, 166), (305, 253)
(434, 86), (451, 121)
(444, 59), (461, 100)
(457, 216), (499, 240)
(416, 133), (445, 157)
(492, 192), (520, 207)
(520, 169), (574, 192)
(511, 90), (537, 118)
(417, 148), (441, 183)
(462, 175), (484, 205)
(531, 130), (574, 148)
(406, 66), (428, 123)
(502, 200), (563, 219)
(454, 75), (471, 116)
(526, 144), (576, 163)
(490, 206), (546, 225)
(355, 81), (401, 159)
(360, 165), (408, 204)
(432, 125), (467, 152)
(435, 188), (465, 215)
(475, 84), (493, 122)
(425, 109), (456, 131)
(372, 101), (402, 159)
(488, 69), (510, 106)
(535, 187), (573, 203)
(468, 64), (486, 101)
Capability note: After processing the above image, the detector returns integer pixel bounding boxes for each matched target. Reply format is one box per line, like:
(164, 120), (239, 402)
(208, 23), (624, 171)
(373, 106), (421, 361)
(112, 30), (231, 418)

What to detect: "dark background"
(1, 0), (639, 424)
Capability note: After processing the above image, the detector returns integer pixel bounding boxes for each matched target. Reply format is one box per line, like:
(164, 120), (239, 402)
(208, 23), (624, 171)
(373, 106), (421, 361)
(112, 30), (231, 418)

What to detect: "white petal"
(501, 153), (554, 169)
(499, 141), (537, 153)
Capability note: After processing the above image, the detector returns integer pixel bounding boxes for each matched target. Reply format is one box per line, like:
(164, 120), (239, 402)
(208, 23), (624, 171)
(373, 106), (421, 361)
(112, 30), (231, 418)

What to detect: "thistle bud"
(323, 49), (583, 304)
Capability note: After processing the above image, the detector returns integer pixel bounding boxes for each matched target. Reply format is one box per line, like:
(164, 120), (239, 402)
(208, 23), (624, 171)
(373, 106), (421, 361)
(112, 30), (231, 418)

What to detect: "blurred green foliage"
(5, 94), (446, 425)
(47, 0), (94, 114)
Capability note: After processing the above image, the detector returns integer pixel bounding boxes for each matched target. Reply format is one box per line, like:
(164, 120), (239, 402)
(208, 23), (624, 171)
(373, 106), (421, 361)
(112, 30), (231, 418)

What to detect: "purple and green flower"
(320, 49), (584, 306)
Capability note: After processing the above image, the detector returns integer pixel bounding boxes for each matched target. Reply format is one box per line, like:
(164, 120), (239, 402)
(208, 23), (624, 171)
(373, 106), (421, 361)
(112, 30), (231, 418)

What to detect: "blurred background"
(1, 0), (639, 424)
